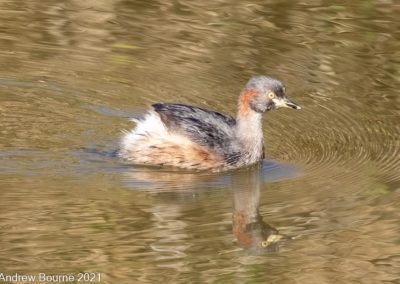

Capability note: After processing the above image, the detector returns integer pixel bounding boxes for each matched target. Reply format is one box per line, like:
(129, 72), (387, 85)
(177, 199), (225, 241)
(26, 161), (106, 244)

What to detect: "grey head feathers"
(245, 76), (286, 98)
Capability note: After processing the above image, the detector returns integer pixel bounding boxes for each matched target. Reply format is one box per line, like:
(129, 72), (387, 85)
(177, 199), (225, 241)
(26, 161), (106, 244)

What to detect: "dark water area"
(1, 1), (399, 283)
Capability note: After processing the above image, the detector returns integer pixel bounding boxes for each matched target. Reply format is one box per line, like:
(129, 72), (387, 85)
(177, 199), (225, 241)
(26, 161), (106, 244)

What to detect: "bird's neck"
(235, 110), (264, 163)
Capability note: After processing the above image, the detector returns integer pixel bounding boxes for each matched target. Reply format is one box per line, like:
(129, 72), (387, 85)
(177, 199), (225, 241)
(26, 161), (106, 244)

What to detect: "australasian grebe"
(119, 76), (301, 171)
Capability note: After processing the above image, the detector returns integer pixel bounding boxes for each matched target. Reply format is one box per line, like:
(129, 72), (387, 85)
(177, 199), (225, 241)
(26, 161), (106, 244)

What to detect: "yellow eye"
(268, 92), (275, 99)
(261, 240), (269, 247)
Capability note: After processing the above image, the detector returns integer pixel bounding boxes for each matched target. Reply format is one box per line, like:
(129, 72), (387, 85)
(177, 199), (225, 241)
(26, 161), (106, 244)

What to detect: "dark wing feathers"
(152, 103), (236, 151)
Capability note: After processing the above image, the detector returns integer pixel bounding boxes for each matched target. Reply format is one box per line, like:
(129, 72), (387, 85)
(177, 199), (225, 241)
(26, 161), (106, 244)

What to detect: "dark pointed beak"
(282, 97), (301, 110)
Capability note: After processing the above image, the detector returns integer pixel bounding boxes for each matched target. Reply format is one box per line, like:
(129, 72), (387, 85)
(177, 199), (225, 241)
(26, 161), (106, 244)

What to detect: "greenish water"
(1, 1), (399, 283)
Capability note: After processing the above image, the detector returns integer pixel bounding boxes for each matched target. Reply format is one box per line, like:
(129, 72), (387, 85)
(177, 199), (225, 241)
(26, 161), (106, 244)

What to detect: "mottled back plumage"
(152, 103), (241, 161)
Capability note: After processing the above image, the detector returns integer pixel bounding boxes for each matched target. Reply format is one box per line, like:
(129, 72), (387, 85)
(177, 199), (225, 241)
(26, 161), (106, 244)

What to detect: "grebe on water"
(119, 76), (301, 171)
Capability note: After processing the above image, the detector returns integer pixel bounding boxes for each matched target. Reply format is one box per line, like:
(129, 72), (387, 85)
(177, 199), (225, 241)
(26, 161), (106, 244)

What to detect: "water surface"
(1, 1), (399, 283)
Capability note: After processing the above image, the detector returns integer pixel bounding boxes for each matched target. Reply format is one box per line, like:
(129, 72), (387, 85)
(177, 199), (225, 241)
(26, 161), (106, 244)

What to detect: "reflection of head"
(233, 210), (282, 252)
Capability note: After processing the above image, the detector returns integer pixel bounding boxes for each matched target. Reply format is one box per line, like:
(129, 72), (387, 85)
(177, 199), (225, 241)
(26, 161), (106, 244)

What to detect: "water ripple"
(270, 93), (400, 184)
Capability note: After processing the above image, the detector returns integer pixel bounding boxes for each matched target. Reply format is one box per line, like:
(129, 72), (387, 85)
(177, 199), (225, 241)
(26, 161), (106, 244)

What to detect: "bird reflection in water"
(122, 161), (294, 252)
(231, 165), (285, 252)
